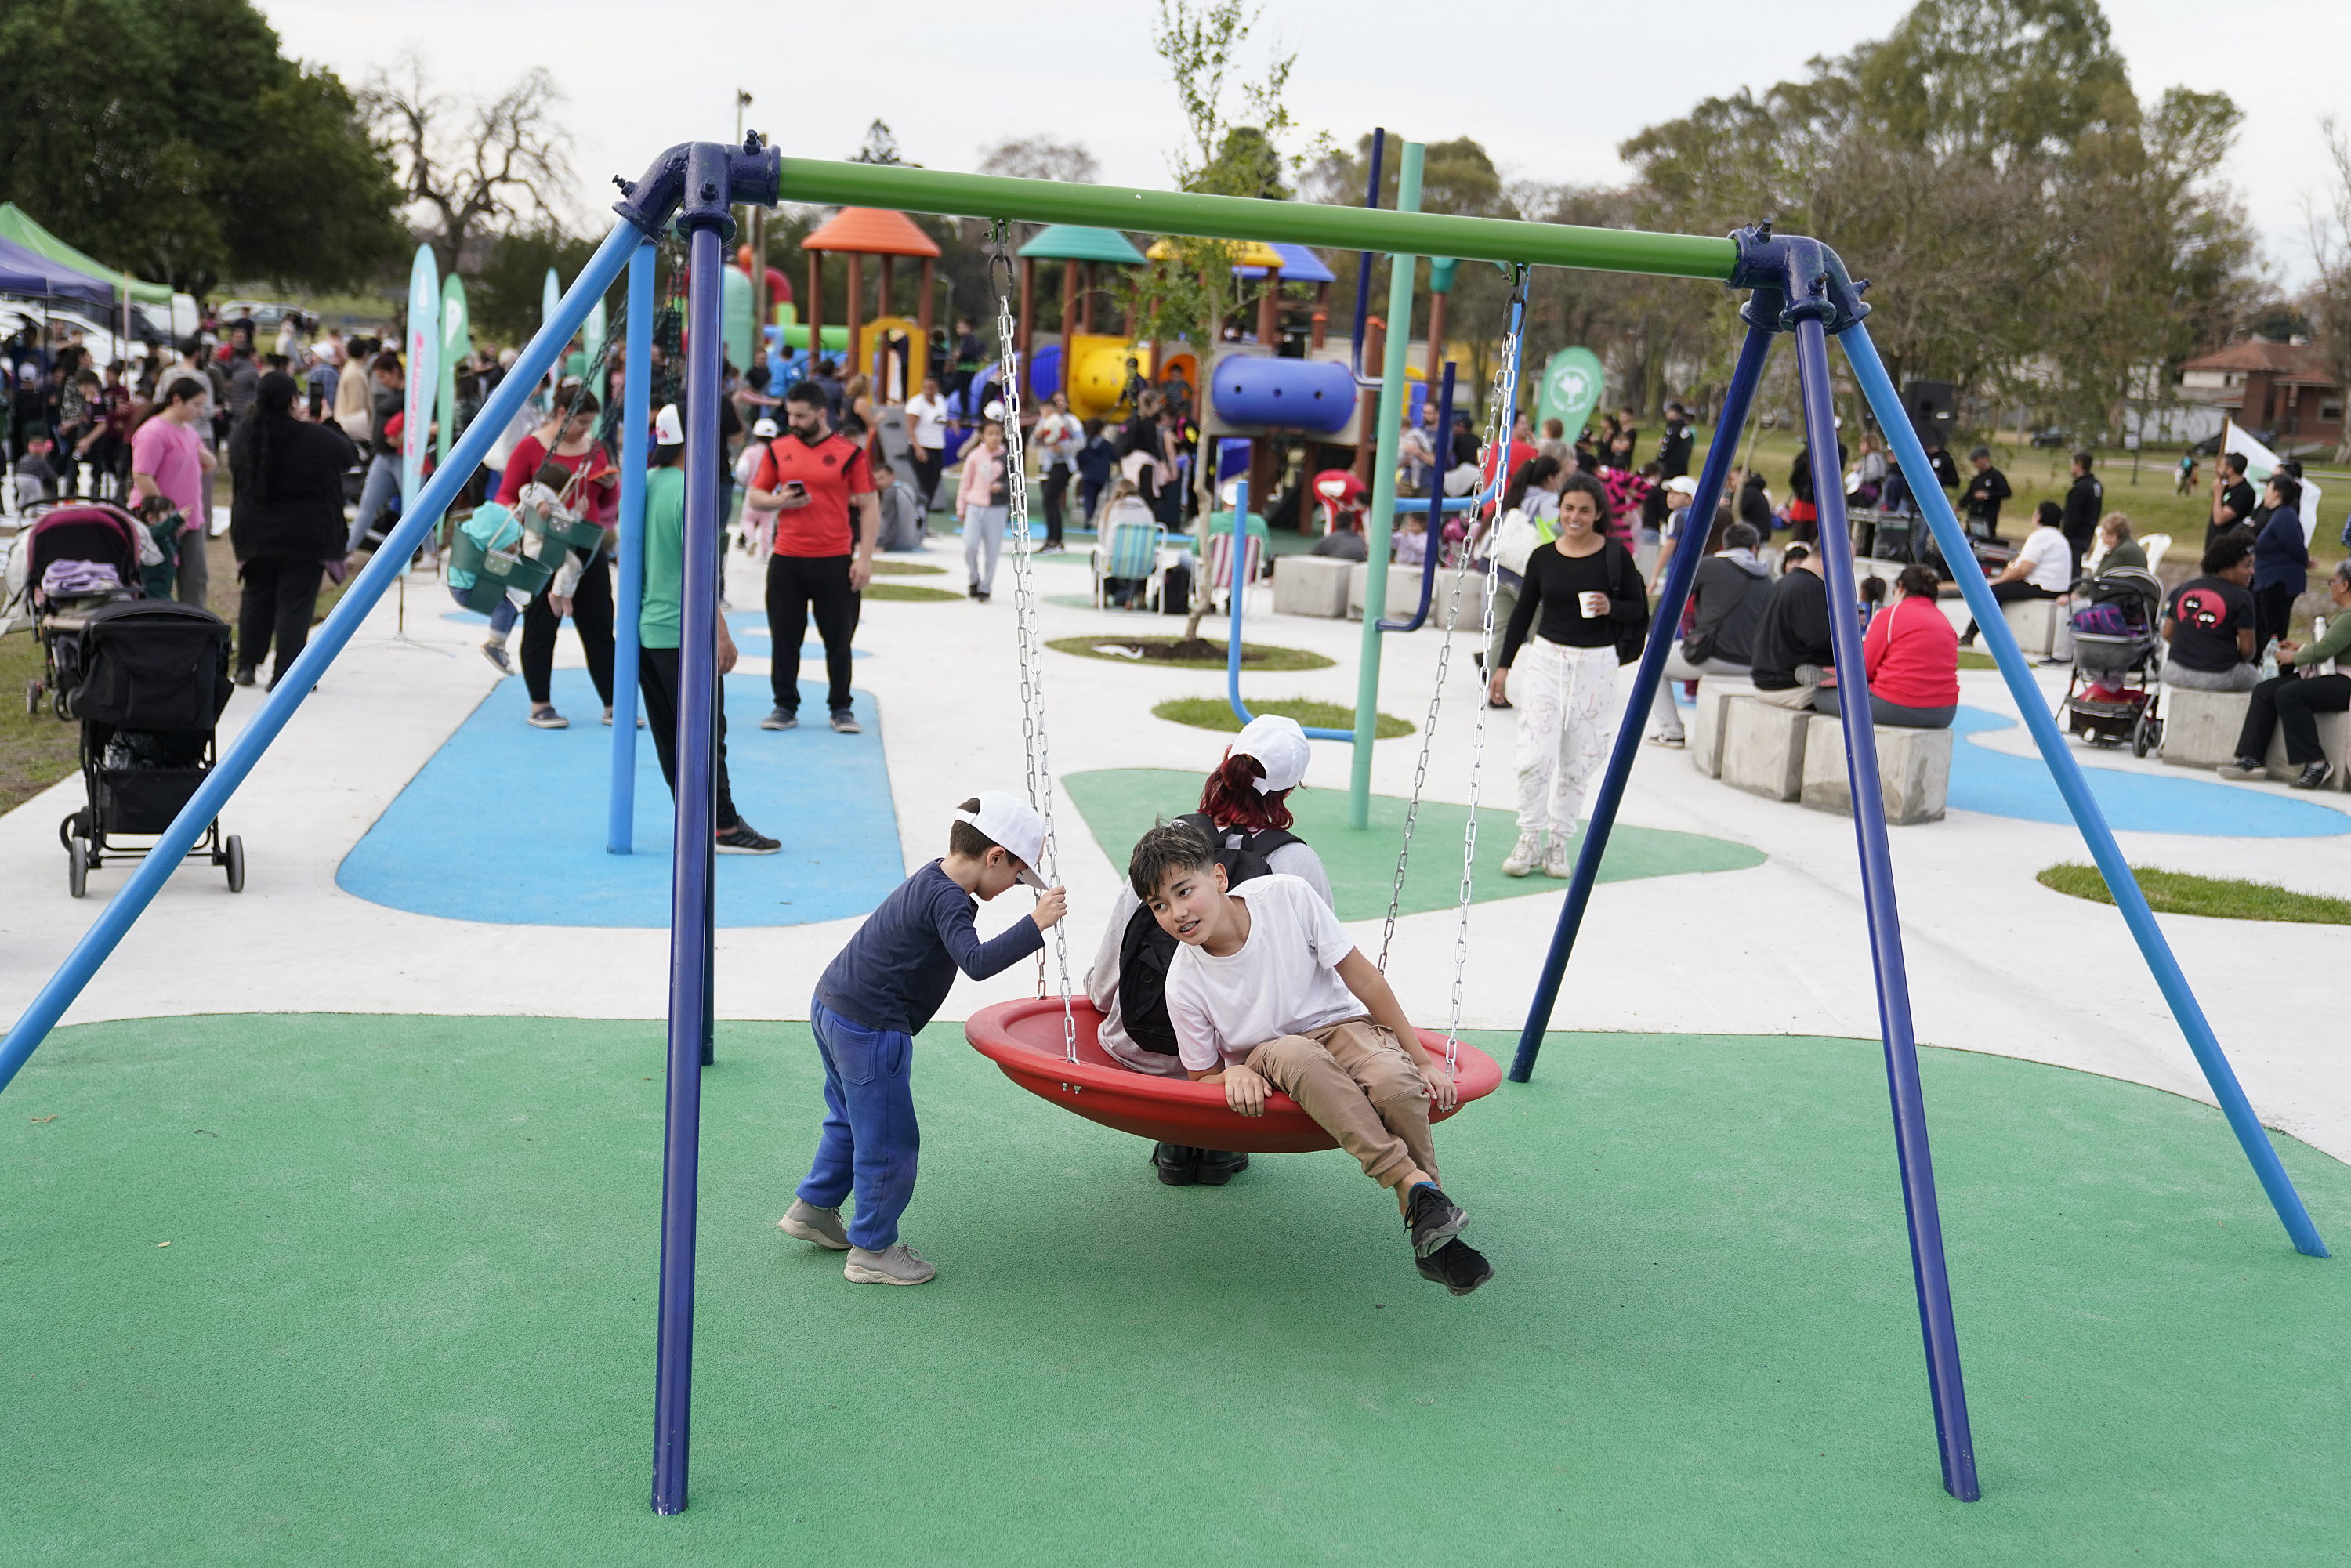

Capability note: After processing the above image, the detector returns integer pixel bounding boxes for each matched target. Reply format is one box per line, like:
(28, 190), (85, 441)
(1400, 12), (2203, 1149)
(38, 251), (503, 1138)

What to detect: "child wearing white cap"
(780, 791), (1067, 1284)
(1085, 715), (1334, 1187)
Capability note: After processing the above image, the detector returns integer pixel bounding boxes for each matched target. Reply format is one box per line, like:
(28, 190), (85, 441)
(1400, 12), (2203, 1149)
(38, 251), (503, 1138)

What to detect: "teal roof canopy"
(1017, 225), (1148, 266)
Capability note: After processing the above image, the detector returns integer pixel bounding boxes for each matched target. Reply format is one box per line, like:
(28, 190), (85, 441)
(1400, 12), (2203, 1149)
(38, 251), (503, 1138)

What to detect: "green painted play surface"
(1065, 766), (1765, 920)
(6, 1013), (2350, 1565)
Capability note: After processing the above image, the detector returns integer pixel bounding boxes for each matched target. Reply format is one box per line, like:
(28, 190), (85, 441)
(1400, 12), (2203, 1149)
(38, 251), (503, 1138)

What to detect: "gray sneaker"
(830, 710), (861, 733)
(761, 708), (798, 731)
(777, 1199), (849, 1251)
(844, 1242), (936, 1285)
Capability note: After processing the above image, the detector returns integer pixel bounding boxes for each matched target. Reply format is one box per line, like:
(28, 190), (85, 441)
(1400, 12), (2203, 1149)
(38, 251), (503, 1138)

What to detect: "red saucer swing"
(966, 997), (1503, 1154)
(962, 230), (1516, 1156)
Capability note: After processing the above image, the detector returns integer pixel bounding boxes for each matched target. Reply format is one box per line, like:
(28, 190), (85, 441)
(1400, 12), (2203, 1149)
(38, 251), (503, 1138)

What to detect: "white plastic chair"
(2140, 533), (2172, 574)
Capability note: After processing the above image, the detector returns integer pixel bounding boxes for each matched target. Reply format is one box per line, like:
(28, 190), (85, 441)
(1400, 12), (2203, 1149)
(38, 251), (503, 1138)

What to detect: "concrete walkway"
(6, 540), (2349, 1169)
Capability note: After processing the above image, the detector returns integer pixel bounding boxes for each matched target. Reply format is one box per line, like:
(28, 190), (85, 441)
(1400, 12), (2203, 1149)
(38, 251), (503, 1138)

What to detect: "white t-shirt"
(1165, 874), (1360, 1071)
(904, 393), (948, 451)
(2016, 526), (2071, 592)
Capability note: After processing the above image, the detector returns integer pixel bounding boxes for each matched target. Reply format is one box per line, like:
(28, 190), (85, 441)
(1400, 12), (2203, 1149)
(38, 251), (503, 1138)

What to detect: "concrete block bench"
(1346, 561), (1431, 622)
(2000, 595), (2062, 658)
(1272, 554), (1350, 618)
(1799, 716), (1952, 825)
(1690, 675), (1760, 779)
(2263, 705), (2351, 790)
(1719, 696), (1812, 801)
(2161, 687), (2254, 770)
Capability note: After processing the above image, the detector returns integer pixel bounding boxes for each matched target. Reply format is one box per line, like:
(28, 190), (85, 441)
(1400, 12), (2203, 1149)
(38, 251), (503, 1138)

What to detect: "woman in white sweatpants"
(956, 419), (1012, 600)
(1487, 473), (1642, 879)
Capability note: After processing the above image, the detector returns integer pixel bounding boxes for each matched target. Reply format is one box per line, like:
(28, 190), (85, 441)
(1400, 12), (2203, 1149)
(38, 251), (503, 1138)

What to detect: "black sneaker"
(2216, 758), (2264, 782)
(1151, 1143), (1201, 1186)
(1416, 1238), (1494, 1296)
(715, 821), (781, 854)
(2294, 762), (2333, 790)
(233, 665), (258, 687)
(1404, 1181), (1468, 1258)
(1194, 1148), (1249, 1186)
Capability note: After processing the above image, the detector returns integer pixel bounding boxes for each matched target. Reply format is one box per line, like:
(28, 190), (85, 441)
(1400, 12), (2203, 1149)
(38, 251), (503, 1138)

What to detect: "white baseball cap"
(955, 791), (1049, 887)
(1665, 474), (1699, 498)
(752, 416), (779, 437)
(1230, 713), (1311, 793)
(654, 404), (684, 445)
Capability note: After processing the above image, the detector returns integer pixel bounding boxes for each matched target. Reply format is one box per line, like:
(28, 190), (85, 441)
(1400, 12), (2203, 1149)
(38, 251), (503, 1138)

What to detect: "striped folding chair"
(1092, 518), (1166, 610)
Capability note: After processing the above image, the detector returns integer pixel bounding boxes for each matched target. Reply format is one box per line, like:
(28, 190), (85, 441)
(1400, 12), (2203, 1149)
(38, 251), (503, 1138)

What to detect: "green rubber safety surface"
(1064, 766), (1766, 921)
(5, 1013), (2350, 1565)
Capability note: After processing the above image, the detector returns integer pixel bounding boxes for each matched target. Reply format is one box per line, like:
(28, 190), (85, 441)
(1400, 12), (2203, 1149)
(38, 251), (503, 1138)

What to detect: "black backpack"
(1118, 812), (1301, 1056)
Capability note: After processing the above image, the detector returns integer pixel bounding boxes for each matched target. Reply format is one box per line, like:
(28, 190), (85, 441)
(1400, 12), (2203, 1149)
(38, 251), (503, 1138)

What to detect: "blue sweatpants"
(798, 998), (920, 1251)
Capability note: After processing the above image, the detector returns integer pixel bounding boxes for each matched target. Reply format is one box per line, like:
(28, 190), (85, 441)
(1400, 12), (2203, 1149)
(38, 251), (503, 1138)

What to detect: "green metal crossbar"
(777, 158), (1737, 280)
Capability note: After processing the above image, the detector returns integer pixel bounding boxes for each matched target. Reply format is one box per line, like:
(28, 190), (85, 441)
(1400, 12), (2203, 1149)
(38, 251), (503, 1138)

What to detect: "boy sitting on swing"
(1128, 820), (1494, 1295)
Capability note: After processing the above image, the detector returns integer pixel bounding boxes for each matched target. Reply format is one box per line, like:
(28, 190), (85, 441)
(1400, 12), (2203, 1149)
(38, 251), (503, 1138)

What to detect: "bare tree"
(976, 136), (1099, 184)
(2308, 117), (2351, 462)
(361, 53), (574, 279)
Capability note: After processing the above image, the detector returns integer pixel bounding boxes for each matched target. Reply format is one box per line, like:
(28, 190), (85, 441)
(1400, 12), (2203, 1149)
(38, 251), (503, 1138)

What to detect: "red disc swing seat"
(965, 997), (1503, 1155)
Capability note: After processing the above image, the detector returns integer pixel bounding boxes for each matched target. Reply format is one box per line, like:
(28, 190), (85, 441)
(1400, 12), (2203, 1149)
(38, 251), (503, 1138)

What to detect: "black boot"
(1151, 1143), (1202, 1186)
(1194, 1148), (1250, 1186)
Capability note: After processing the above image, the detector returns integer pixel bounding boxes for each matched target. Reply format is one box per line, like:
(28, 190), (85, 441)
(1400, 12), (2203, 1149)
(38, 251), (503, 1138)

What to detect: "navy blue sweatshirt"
(816, 861), (1045, 1034)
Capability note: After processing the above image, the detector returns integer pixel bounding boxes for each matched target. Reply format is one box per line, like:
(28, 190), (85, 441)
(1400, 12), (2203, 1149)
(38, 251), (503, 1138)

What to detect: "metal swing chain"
(1444, 267), (1532, 1077)
(989, 223), (1079, 1066)
(1377, 266), (1531, 1031)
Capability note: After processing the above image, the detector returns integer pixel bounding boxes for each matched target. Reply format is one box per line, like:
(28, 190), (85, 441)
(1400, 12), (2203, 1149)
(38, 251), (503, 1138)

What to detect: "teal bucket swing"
(447, 527), (556, 615)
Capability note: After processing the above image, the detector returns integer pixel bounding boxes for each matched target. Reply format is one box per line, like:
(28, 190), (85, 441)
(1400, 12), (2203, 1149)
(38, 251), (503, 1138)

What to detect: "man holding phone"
(752, 380), (879, 733)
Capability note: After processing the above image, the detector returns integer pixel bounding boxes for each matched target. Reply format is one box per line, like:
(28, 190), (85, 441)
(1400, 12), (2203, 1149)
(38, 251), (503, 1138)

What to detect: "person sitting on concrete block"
(2219, 561), (2351, 789)
(1817, 564), (1959, 730)
(1646, 519), (1770, 748)
(1748, 543), (1839, 713)
(1959, 501), (2069, 648)
(2163, 532), (2261, 693)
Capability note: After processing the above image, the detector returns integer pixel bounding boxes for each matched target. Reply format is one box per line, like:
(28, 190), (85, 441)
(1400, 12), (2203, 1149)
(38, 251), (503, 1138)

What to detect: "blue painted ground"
(1948, 707), (2349, 837)
(438, 609), (868, 658)
(336, 670), (904, 927)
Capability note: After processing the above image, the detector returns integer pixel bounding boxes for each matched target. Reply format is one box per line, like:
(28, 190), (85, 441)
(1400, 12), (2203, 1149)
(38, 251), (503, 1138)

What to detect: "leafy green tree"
(0, 0), (404, 299)
(471, 225), (601, 347)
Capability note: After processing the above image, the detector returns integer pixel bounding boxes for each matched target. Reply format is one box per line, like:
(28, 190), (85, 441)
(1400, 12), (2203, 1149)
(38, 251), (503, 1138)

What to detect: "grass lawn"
(868, 559), (945, 576)
(1153, 695), (1412, 737)
(2037, 861), (2351, 925)
(862, 581), (959, 603)
(1047, 635), (1333, 671)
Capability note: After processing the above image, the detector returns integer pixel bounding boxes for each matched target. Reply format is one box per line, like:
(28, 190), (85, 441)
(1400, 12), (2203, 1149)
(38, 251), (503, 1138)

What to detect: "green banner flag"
(437, 273), (469, 468)
(1535, 346), (1605, 442)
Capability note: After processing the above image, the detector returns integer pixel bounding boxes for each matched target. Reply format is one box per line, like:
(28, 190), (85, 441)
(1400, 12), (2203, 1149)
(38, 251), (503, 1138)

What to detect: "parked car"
(2029, 427), (2070, 448)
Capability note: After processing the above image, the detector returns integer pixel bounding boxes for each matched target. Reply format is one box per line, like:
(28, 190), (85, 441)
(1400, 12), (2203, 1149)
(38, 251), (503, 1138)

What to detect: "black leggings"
(521, 552), (614, 708)
(2253, 583), (2299, 652)
(2233, 672), (2351, 768)
(637, 645), (741, 831)
(765, 552), (860, 715)
(1041, 463), (1070, 546)
(235, 556), (324, 682)
(911, 447), (943, 512)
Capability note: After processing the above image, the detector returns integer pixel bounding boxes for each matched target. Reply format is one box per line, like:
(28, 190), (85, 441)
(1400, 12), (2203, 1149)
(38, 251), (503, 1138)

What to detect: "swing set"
(0, 134), (2327, 1519)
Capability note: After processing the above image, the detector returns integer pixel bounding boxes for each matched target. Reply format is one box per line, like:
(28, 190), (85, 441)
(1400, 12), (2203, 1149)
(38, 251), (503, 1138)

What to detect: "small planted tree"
(1127, 0), (1324, 642)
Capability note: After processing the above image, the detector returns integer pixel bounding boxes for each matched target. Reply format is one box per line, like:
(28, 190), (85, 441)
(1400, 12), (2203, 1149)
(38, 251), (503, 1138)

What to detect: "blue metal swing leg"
(607, 237), (656, 853)
(1792, 312), (1979, 1503)
(1838, 323), (2328, 1261)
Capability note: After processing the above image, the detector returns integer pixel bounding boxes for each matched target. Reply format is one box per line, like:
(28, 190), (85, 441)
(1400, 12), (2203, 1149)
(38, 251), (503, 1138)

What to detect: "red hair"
(1199, 751), (1294, 833)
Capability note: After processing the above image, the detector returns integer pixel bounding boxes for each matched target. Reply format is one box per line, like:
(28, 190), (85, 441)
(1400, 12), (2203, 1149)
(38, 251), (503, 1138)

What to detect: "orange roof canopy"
(803, 207), (941, 259)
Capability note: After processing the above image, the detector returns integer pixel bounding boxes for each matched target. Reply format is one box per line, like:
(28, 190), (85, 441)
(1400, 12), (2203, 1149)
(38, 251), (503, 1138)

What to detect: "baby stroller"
(59, 599), (243, 898)
(10, 502), (145, 719)
(2059, 565), (2166, 757)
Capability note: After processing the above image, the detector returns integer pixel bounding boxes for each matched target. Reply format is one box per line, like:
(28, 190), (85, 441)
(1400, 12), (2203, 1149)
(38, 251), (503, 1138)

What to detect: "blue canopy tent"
(0, 234), (122, 311)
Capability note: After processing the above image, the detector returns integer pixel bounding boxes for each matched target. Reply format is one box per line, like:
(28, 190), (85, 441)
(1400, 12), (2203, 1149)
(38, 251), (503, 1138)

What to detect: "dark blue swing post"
(622, 139), (784, 1517)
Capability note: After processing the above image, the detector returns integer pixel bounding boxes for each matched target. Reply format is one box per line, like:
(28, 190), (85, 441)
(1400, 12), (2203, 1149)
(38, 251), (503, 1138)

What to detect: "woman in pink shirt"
(1846, 563), (1959, 729)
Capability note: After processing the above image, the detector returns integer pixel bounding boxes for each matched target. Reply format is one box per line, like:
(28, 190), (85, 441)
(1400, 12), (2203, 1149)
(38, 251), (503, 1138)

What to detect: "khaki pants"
(1245, 1017), (1438, 1190)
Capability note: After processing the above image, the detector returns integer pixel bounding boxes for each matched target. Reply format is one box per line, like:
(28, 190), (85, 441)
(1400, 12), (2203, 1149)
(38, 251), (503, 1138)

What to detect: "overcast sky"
(263, 0), (2342, 290)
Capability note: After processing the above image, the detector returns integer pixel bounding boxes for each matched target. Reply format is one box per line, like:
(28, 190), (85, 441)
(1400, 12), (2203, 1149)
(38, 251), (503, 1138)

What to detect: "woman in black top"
(1487, 473), (1647, 878)
(228, 371), (359, 688)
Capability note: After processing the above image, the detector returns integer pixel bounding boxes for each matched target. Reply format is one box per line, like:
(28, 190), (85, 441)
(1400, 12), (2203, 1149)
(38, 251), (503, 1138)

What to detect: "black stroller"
(60, 599), (244, 898)
(12, 502), (145, 719)
(2059, 565), (2167, 757)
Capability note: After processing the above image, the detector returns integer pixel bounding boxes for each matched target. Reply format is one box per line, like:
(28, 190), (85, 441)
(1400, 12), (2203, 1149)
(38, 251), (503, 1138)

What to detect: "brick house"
(2177, 339), (2346, 451)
